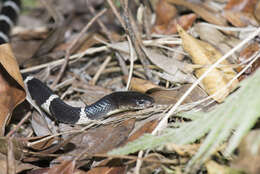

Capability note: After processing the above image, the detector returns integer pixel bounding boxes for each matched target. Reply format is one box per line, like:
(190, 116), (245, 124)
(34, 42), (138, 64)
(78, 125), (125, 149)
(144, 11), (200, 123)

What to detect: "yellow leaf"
(177, 25), (238, 102)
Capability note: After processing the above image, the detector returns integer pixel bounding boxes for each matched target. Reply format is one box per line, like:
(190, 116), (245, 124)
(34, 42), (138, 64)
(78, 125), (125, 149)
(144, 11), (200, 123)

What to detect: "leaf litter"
(0, 0), (260, 173)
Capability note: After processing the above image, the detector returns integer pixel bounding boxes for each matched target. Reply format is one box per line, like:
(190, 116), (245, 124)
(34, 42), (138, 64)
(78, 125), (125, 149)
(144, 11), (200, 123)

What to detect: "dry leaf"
(194, 23), (240, 55)
(52, 119), (135, 168)
(48, 160), (75, 174)
(27, 168), (50, 174)
(224, 0), (259, 27)
(166, 0), (227, 26)
(0, 44), (26, 135)
(86, 164), (126, 174)
(127, 120), (158, 142)
(28, 135), (59, 151)
(153, 13), (197, 35)
(155, 0), (177, 25)
(86, 119), (158, 174)
(150, 84), (209, 105)
(225, 0), (257, 12)
(123, 76), (160, 93)
(177, 25), (238, 102)
(223, 11), (259, 27)
(164, 14), (197, 35)
(255, 1), (260, 21)
(237, 42), (260, 80)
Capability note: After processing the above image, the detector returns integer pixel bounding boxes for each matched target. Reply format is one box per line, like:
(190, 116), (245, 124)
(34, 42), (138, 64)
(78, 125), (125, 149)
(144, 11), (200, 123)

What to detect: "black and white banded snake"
(0, 0), (154, 124)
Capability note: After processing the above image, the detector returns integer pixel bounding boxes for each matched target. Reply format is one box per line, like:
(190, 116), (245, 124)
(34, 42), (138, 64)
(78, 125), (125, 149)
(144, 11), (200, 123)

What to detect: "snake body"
(1, 0), (154, 124)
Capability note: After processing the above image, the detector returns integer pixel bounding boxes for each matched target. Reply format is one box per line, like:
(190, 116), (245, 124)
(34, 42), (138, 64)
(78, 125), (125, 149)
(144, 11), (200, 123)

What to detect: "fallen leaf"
(177, 25), (239, 102)
(28, 135), (59, 151)
(225, 0), (257, 12)
(0, 44), (26, 135)
(224, 0), (259, 27)
(127, 119), (158, 142)
(27, 168), (50, 174)
(165, 14), (197, 35)
(149, 84), (209, 105)
(52, 119), (135, 168)
(194, 23), (240, 55)
(48, 160), (75, 174)
(155, 0), (177, 26)
(86, 118), (158, 174)
(123, 76), (160, 93)
(153, 13), (197, 35)
(255, 1), (260, 21)
(86, 164), (126, 174)
(223, 11), (259, 27)
(237, 42), (260, 80)
(166, 0), (227, 26)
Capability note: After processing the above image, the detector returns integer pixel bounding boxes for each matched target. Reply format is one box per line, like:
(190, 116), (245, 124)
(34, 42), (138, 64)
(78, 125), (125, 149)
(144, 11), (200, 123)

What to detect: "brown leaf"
(225, 0), (257, 13)
(155, 0), (177, 26)
(164, 14), (197, 35)
(12, 40), (42, 66)
(0, 44), (26, 135)
(86, 120), (158, 174)
(224, 0), (259, 27)
(255, 1), (260, 21)
(149, 84), (209, 105)
(127, 120), (158, 143)
(73, 119), (135, 155)
(237, 42), (260, 80)
(177, 25), (238, 102)
(48, 160), (75, 174)
(86, 165), (126, 174)
(153, 13), (197, 35)
(53, 119), (135, 167)
(223, 11), (259, 27)
(166, 0), (227, 26)
(27, 168), (50, 174)
(123, 76), (160, 93)
(28, 135), (59, 151)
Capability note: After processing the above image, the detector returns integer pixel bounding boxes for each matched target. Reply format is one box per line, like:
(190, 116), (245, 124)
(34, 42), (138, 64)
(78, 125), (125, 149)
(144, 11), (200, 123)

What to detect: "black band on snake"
(1, 0), (154, 124)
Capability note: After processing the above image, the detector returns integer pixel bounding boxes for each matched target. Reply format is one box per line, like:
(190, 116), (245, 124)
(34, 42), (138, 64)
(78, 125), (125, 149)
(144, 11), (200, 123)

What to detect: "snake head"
(109, 91), (154, 110)
(132, 94), (154, 109)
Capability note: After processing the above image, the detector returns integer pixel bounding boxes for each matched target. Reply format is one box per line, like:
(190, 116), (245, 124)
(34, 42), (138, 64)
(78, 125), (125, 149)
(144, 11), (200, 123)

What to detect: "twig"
(89, 56), (112, 85)
(88, 3), (128, 76)
(51, 8), (107, 88)
(107, 0), (126, 29)
(21, 37), (179, 73)
(40, 0), (64, 25)
(126, 36), (134, 90)
(121, 0), (153, 80)
(21, 46), (109, 73)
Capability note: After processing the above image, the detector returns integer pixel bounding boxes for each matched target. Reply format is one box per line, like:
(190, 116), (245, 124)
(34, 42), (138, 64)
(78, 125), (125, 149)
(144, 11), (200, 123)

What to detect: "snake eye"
(136, 99), (145, 106)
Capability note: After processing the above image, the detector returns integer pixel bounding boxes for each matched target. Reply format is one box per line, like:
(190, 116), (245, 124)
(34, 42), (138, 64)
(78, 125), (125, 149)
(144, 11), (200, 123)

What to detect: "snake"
(0, 0), (154, 124)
